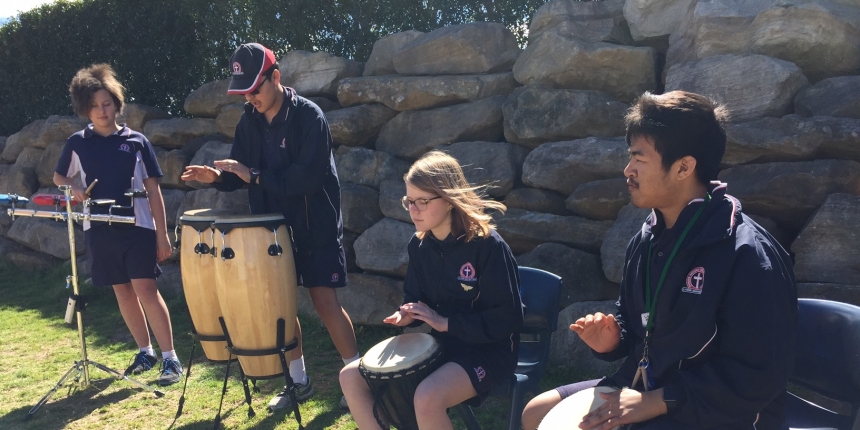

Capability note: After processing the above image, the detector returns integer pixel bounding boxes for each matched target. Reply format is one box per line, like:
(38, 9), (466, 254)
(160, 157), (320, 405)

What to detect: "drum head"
(361, 333), (440, 373)
(538, 386), (619, 430)
(180, 208), (234, 224)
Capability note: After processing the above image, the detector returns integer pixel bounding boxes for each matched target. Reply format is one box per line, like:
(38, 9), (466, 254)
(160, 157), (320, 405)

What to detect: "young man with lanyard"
(181, 43), (359, 410)
(521, 91), (798, 430)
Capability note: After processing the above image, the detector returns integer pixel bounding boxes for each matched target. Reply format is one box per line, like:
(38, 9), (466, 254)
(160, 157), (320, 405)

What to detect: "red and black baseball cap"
(227, 43), (277, 95)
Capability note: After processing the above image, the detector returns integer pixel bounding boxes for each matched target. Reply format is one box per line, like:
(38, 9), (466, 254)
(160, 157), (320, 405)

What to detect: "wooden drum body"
(538, 386), (619, 430)
(179, 209), (233, 362)
(212, 214), (297, 379)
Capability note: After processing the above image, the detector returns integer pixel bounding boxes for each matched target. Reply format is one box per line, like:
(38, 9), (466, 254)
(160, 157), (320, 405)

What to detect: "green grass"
(0, 262), (593, 429)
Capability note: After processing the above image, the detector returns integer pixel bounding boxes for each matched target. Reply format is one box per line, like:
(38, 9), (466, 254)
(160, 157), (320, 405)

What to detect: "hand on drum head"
(578, 388), (667, 430)
(400, 301), (448, 332)
(383, 309), (415, 326)
(181, 165), (219, 184)
(570, 313), (621, 354)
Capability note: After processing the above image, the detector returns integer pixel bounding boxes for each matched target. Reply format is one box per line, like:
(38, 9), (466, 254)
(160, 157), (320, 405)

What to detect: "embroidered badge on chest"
(458, 262), (476, 282)
(682, 267), (705, 294)
(118, 143), (131, 153)
(460, 283), (473, 291)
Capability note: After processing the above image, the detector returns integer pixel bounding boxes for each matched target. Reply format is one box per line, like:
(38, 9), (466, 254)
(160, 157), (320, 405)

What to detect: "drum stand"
(15, 185), (164, 421)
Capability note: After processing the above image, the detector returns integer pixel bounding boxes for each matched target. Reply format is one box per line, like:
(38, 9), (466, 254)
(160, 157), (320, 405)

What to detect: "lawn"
(0, 262), (590, 429)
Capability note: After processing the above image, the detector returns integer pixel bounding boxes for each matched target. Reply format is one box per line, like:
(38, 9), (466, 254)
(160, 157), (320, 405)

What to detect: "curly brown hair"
(69, 63), (125, 118)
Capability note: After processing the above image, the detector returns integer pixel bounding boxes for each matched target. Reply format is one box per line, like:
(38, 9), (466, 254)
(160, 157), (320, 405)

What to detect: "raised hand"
(570, 312), (621, 353)
(400, 301), (448, 332)
(383, 309), (415, 326)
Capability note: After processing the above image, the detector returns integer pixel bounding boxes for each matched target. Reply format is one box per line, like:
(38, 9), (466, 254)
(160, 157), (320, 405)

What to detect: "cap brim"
(227, 74), (264, 95)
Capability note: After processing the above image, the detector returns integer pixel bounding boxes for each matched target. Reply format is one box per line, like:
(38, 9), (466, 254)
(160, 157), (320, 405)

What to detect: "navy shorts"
(86, 224), (161, 287)
(293, 245), (347, 288)
(438, 333), (519, 407)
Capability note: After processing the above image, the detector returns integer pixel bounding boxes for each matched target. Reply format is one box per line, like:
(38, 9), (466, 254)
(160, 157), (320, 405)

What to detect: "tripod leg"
(88, 360), (164, 397)
(175, 338), (197, 418)
(25, 362), (83, 421)
(214, 356), (233, 430)
(238, 366), (255, 418)
(278, 347), (303, 429)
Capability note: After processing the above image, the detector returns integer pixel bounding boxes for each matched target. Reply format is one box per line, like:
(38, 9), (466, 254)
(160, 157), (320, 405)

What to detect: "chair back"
(516, 267), (562, 392)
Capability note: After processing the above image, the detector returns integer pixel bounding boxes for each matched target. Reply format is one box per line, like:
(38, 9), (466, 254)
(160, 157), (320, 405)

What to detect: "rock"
(161, 189), (186, 228)
(797, 283), (860, 307)
(600, 204), (651, 283)
(156, 263), (183, 297)
(363, 30), (425, 76)
(566, 178), (630, 221)
(185, 141), (233, 189)
(723, 115), (860, 167)
(394, 22), (519, 75)
(530, 0), (632, 44)
(747, 214), (791, 251)
(144, 118), (220, 149)
(624, 0), (695, 42)
(156, 148), (192, 190)
(7, 217), (86, 258)
(2, 119), (45, 162)
(513, 29), (656, 102)
(180, 133), (232, 157)
(176, 188), (250, 222)
(184, 79), (245, 118)
(353, 218), (414, 277)
(518, 243), (618, 308)
(550, 300), (624, 375)
(36, 141), (64, 187)
(494, 208), (612, 254)
(307, 97), (341, 113)
(337, 73), (519, 112)
(376, 96), (505, 160)
(325, 104), (397, 148)
(215, 103), (245, 138)
(794, 76), (860, 119)
(379, 179), (411, 224)
(298, 272), (404, 325)
(792, 194), (860, 285)
(6, 248), (62, 271)
(0, 198), (13, 236)
(334, 147), (410, 189)
(35, 116), (88, 149)
(0, 137), (6, 156)
(502, 85), (627, 149)
(341, 183), (384, 234)
(522, 137), (628, 196)
(279, 50), (364, 98)
(117, 103), (171, 131)
(719, 160), (860, 232)
(0, 165), (38, 197)
(665, 54), (809, 122)
(439, 141), (528, 197)
(14, 147), (43, 170)
(504, 188), (569, 216)
(343, 230), (360, 272)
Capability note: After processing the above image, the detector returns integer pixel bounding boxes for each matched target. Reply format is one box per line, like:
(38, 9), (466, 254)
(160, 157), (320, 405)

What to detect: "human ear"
(675, 156), (698, 181)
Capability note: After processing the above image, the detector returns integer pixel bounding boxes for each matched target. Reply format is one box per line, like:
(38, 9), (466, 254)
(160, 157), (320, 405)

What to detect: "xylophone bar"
(0, 194), (29, 204)
(7, 208), (135, 224)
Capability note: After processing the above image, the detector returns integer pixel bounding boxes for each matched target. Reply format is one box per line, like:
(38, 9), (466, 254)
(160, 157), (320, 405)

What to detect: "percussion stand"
(23, 185), (164, 421)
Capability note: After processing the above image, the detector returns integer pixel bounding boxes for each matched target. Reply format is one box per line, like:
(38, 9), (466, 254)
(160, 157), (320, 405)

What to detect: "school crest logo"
(474, 366), (486, 382)
(683, 267), (705, 294)
(458, 262), (476, 282)
(232, 61), (243, 75)
(118, 143), (131, 153)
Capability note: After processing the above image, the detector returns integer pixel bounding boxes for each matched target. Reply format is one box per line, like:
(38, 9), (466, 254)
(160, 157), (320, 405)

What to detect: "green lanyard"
(643, 194), (710, 341)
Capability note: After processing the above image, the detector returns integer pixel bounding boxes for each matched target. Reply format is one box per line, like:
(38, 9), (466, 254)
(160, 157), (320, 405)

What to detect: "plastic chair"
(782, 299), (860, 430)
(457, 266), (563, 430)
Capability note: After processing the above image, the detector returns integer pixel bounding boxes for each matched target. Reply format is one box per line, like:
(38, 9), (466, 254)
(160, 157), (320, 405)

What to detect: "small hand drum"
(539, 386), (620, 430)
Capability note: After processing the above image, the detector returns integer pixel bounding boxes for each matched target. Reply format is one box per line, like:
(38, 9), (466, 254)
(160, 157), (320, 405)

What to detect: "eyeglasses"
(401, 196), (442, 211)
(249, 74), (270, 95)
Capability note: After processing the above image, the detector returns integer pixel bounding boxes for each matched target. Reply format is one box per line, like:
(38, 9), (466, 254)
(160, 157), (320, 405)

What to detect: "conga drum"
(538, 386), (620, 430)
(212, 214), (297, 379)
(179, 208), (233, 362)
(359, 333), (443, 430)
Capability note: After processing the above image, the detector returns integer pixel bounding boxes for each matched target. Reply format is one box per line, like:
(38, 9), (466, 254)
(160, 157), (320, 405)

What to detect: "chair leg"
(457, 403), (482, 430)
(508, 375), (528, 430)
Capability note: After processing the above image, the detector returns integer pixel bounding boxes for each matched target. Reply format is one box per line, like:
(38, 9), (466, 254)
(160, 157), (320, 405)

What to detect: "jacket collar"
(245, 86), (295, 125)
(83, 123), (130, 138)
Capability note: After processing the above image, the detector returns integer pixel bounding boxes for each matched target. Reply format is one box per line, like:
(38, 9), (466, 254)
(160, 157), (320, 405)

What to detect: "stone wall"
(2, 0), (859, 372)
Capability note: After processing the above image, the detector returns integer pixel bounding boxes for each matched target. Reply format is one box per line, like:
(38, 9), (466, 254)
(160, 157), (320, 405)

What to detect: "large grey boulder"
(665, 54), (809, 122)
(5, 247), (63, 271)
(308, 96), (341, 113)
(334, 147), (410, 189)
(502, 85), (627, 149)
(7, 217), (86, 258)
(494, 208), (612, 254)
(326, 104), (398, 148)
(601, 204), (651, 283)
(376, 96), (505, 160)
(144, 118), (220, 149)
(185, 141), (232, 189)
(518, 243), (618, 308)
(156, 149), (191, 190)
(175, 188), (250, 222)
(353, 218), (414, 277)
(439, 141), (528, 197)
(180, 133), (231, 158)
(36, 141), (65, 187)
(747, 215), (791, 252)
(724, 115), (860, 167)
(363, 30), (425, 77)
(215, 103), (245, 138)
(35, 116), (88, 149)
(394, 22), (519, 75)
(299, 273), (404, 325)
(719, 160), (860, 232)
(624, 0), (695, 42)
(379, 179), (411, 224)
(117, 103), (171, 131)
(0, 136), (6, 155)
(504, 188), (569, 216)
(341, 183), (384, 234)
(792, 194), (860, 285)
(337, 73), (519, 112)
(530, 0), (632, 44)
(0, 165), (38, 197)
(513, 29), (656, 102)
(184, 79), (245, 118)
(14, 147), (43, 170)
(161, 189), (185, 228)
(522, 137), (628, 196)
(794, 76), (860, 119)
(567, 178), (630, 221)
(2, 119), (45, 162)
(797, 283), (860, 307)
(343, 230), (359, 272)
(550, 300), (624, 376)
(156, 263), (183, 296)
(279, 50), (364, 98)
